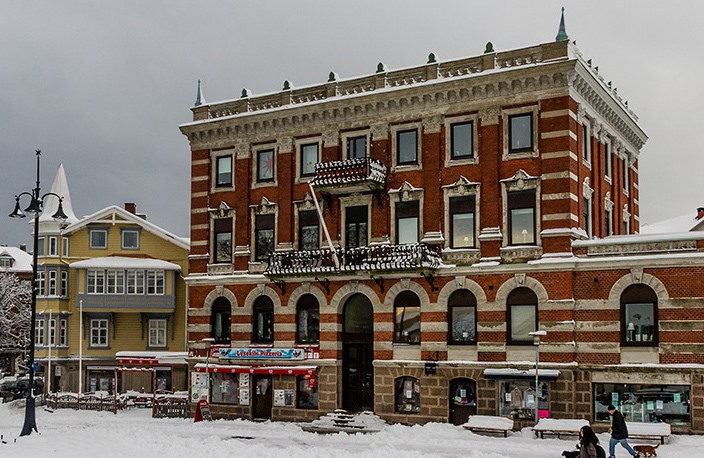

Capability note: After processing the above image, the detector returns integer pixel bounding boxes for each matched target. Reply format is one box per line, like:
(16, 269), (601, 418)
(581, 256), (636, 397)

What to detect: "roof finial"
(556, 7), (568, 42)
(194, 79), (205, 107)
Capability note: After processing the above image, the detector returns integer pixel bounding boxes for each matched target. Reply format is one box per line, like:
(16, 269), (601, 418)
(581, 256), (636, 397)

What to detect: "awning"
(483, 368), (561, 381)
(193, 363), (317, 376)
(115, 351), (188, 366)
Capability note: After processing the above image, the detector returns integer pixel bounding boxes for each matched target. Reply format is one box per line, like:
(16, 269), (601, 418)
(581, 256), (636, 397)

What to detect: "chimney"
(697, 207), (704, 220)
(20, 244), (27, 252)
(124, 203), (136, 214)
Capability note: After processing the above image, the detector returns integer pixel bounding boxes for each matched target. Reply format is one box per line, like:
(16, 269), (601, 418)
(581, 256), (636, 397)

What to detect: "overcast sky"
(1, 1), (701, 248)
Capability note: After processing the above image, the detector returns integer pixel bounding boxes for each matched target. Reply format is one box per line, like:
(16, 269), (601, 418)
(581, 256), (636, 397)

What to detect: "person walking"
(578, 425), (600, 458)
(607, 404), (640, 458)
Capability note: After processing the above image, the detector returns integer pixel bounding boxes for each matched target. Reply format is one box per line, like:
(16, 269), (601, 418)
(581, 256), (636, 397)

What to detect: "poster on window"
(191, 372), (209, 402)
(239, 374), (249, 387)
(239, 388), (250, 406)
(274, 389), (285, 406)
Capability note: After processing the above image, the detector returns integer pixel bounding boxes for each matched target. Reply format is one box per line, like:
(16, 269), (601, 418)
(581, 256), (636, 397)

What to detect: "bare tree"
(0, 272), (32, 358)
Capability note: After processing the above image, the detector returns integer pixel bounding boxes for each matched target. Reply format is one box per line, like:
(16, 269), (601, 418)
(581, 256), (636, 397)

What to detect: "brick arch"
(244, 284), (283, 312)
(608, 271), (669, 304)
(494, 275), (549, 306)
(203, 286), (238, 315)
(384, 279), (431, 312)
(287, 283), (328, 310)
(329, 282), (381, 315)
(437, 277), (487, 308)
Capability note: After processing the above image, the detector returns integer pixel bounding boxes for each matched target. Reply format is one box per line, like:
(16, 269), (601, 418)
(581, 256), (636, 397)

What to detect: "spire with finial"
(555, 7), (568, 42)
(194, 79), (205, 107)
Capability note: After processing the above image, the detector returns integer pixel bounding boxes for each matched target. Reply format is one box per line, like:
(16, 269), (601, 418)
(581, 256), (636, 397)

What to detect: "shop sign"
(218, 347), (306, 361)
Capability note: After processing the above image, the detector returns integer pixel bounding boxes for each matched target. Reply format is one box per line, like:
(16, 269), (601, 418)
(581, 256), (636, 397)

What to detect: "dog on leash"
(633, 443), (659, 457)
(561, 451), (580, 458)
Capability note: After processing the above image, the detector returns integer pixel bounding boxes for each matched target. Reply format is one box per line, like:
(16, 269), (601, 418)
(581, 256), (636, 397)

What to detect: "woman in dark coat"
(578, 425), (599, 458)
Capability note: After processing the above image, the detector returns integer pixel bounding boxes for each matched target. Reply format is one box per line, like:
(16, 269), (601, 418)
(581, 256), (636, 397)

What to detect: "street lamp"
(528, 330), (547, 426)
(201, 337), (215, 401)
(9, 150), (68, 437)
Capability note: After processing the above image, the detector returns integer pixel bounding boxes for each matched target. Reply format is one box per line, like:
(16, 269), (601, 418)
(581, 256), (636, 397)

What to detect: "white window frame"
(37, 270), (45, 296)
(90, 319), (109, 347)
(502, 106), (539, 161)
(148, 319), (167, 348)
(121, 229), (140, 250)
(48, 270), (58, 296)
(501, 171), (541, 247)
(48, 317), (57, 346)
(295, 137), (322, 183)
(35, 317), (45, 346)
(59, 318), (68, 346)
(62, 237), (69, 257)
(388, 183), (423, 246)
(581, 120), (592, 167)
(444, 114), (479, 167)
(146, 271), (165, 295)
(48, 236), (58, 256)
(341, 130), (370, 160)
(61, 270), (68, 296)
(214, 152), (234, 189)
(89, 229), (108, 249)
(622, 156), (630, 196)
(391, 122), (422, 171)
(604, 138), (613, 182)
(252, 143), (278, 188)
(87, 269), (105, 294)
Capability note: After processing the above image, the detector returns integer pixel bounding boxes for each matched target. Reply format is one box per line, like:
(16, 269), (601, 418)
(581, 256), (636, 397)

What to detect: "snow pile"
(303, 409), (387, 433)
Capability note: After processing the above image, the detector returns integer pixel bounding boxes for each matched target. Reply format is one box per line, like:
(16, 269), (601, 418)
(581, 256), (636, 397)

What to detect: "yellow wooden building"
(33, 165), (189, 394)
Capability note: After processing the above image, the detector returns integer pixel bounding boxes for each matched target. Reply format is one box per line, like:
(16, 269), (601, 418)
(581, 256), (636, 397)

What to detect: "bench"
(463, 415), (514, 437)
(533, 418), (589, 439)
(626, 422), (671, 445)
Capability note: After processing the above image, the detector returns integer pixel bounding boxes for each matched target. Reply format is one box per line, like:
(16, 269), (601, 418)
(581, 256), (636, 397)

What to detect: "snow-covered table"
(462, 415), (515, 437)
(533, 418), (589, 439)
(626, 422), (671, 445)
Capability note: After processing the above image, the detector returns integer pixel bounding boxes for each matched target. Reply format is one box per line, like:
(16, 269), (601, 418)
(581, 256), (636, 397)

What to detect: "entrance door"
(342, 294), (374, 412)
(252, 375), (272, 420)
(449, 378), (477, 425)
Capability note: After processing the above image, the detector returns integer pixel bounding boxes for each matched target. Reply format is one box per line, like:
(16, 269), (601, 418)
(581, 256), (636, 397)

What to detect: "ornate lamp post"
(528, 330), (547, 425)
(9, 150), (68, 436)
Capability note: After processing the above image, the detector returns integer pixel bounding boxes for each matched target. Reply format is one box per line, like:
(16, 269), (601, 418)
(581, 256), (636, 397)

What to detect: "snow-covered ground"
(0, 403), (702, 457)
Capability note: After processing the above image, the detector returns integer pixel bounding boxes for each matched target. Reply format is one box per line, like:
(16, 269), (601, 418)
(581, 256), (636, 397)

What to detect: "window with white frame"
(126, 270), (145, 294)
(35, 318), (45, 346)
(396, 129), (418, 165)
(106, 270), (125, 294)
(582, 121), (591, 165)
(36, 237), (45, 257)
(508, 190), (536, 245)
(148, 319), (167, 347)
(48, 317), (57, 346)
(48, 270), (57, 296)
(90, 229), (108, 249)
(509, 113), (533, 153)
(395, 201), (419, 245)
(0, 256), (12, 268)
(507, 287), (538, 345)
(215, 154), (233, 188)
(90, 319), (109, 347)
(48, 236), (58, 256)
(37, 269), (45, 296)
(622, 157), (630, 194)
(60, 270), (68, 296)
(604, 139), (612, 181)
(121, 229), (139, 249)
(146, 271), (165, 295)
(256, 148), (275, 183)
(59, 318), (68, 346)
(450, 121), (474, 159)
(87, 270), (105, 294)
(450, 196), (475, 248)
(299, 142), (319, 178)
(62, 237), (69, 257)
(346, 135), (367, 159)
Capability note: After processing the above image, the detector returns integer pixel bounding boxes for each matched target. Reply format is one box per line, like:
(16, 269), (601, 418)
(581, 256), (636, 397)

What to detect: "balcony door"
(345, 206), (368, 249)
(342, 293), (374, 412)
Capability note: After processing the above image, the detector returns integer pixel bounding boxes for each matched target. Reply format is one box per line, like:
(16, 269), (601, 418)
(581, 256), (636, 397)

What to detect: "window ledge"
(500, 245), (543, 263)
(441, 248), (480, 266)
(207, 263), (234, 275)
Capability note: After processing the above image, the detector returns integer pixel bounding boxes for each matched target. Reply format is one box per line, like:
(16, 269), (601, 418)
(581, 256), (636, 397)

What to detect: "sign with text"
(218, 347), (306, 361)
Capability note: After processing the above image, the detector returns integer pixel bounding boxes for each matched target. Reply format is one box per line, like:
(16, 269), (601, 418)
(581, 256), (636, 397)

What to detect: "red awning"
(193, 363), (317, 376)
(117, 357), (160, 365)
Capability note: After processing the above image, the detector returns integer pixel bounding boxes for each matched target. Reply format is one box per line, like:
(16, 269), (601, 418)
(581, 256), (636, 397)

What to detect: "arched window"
(394, 291), (421, 344)
(296, 294), (320, 344)
(507, 287), (538, 344)
(395, 376), (421, 413)
(621, 284), (658, 346)
(211, 297), (231, 344)
(252, 296), (274, 344)
(448, 289), (477, 344)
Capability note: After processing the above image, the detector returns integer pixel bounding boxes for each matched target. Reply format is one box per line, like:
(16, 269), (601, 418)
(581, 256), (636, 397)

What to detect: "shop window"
(216, 155), (233, 187)
(298, 210), (320, 251)
(211, 372), (239, 404)
(252, 296), (274, 344)
(450, 196), (475, 248)
(499, 380), (549, 419)
(297, 374), (319, 409)
(257, 148), (275, 182)
(509, 113), (533, 153)
(621, 284), (658, 346)
(397, 129), (418, 165)
(255, 214), (275, 261)
(296, 294), (320, 344)
(507, 287), (538, 344)
(394, 291), (421, 344)
(593, 383), (690, 425)
(395, 377), (421, 413)
(395, 201), (419, 245)
(211, 297), (231, 344)
(213, 217), (233, 264)
(508, 190), (536, 245)
(448, 289), (477, 344)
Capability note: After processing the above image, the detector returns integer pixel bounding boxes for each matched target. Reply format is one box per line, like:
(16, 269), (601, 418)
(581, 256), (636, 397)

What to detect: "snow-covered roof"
(483, 368), (561, 380)
(70, 256), (181, 271)
(0, 246), (33, 272)
(38, 163), (79, 226)
(641, 212), (704, 234)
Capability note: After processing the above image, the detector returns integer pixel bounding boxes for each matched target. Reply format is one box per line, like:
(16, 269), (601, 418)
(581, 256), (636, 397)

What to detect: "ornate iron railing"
(265, 243), (441, 276)
(311, 157), (386, 189)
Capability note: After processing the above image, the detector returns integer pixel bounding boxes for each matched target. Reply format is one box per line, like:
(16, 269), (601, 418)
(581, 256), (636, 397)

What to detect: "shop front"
(483, 368), (560, 421)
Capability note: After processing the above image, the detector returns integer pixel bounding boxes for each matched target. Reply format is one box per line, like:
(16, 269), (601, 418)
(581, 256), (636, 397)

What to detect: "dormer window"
(0, 256), (13, 268)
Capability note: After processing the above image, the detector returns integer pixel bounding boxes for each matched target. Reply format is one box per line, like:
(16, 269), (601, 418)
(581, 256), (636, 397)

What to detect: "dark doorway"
(345, 206), (368, 249)
(449, 378), (477, 425)
(342, 293), (374, 412)
(252, 375), (272, 420)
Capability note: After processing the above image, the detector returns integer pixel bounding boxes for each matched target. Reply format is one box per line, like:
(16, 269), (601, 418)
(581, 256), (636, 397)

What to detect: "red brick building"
(179, 30), (704, 432)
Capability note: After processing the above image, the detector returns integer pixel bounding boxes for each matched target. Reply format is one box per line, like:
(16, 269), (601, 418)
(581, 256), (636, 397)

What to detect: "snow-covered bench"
(626, 422), (671, 445)
(463, 415), (514, 437)
(533, 418), (589, 439)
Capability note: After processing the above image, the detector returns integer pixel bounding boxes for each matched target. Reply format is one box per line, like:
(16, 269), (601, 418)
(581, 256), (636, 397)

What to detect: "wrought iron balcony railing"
(311, 157), (386, 194)
(265, 243), (441, 277)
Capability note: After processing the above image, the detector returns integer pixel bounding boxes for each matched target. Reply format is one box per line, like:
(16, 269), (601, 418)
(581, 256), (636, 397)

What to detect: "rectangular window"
(107, 270), (125, 294)
(450, 196), (475, 248)
(213, 217), (233, 264)
(87, 270), (105, 294)
(451, 121), (473, 159)
(450, 305), (476, 343)
(509, 304), (536, 343)
(604, 141), (612, 180)
(59, 318), (68, 346)
(90, 229), (108, 249)
(624, 303), (656, 344)
(593, 383), (690, 426)
(509, 113), (533, 152)
(300, 143), (318, 177)
(582, 123), (591, 164)
(345, 206), (368, 249)
(257, 149), (275, 182)
(347, 135), (367, 159)
(606, 208), (614, 236)
(60, 270), (68, 296)
(397, 129), (418, 165)
(508, 190), (536, 245)
(48, 270), (57, 296)
(62, 237), (69, 257)
(127, 270), (136, 294)
(37, 270), (45, 296)
(48, 236), (58, 256)
(583, 197), (592, 238)
(297, 375), (319, 409)
(298, 210), (320, 251)
(136, 271), (144, 294)
(121, 230), (139, 249)
(395, 377), (421, 413)
(36, 237), (45, 257)
(48, 317), (57, 346)
(35, 318), (45, 346)
(148, 319), (167, 347)
(0, 257), (12, 268)
(90, 319), (109, 347)
(216, 155), (233, 187)
(499, 380), (549, 418)
(146, 271), (165, 295)
(211, 372), (239, 405)
(255, 214), (275, 261)
(622, 158), (629, 193)
(396, 201), (419, 245)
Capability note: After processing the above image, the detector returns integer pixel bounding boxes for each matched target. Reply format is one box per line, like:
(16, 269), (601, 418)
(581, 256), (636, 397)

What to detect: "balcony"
(311, 157), (386, 194)
(265, 243), (441, 277)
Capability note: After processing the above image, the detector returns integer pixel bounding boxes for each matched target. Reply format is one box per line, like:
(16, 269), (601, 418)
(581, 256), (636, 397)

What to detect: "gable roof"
(61, 205), (189, 251)
(0, 246), (33, 272)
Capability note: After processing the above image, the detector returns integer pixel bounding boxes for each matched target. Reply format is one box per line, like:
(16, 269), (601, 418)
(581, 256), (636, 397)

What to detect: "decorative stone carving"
(604, 192), (614, 211)
(478, 106), (500, 125)
(370, 123), (388, 139)
(389, 181), (423, 202)
(500, 245), (543, 263)
(622, 204), (631, 222)
(501, 169), (539, 191)
(515, 273), (526, 286)
(631, 267), (644, 283)
(210, 201), (235, 218)
(322, 130), (339, 147)
(251, 196), (277, 215)
(583, 177), (594, 199)
(442, 176), (480, 197)
(587, 240), (696, 256)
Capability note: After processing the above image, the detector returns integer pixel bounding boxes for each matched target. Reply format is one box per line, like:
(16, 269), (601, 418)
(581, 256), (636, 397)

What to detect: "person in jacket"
(578, 425), (599, 458)
(607, 405), (640, 458)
